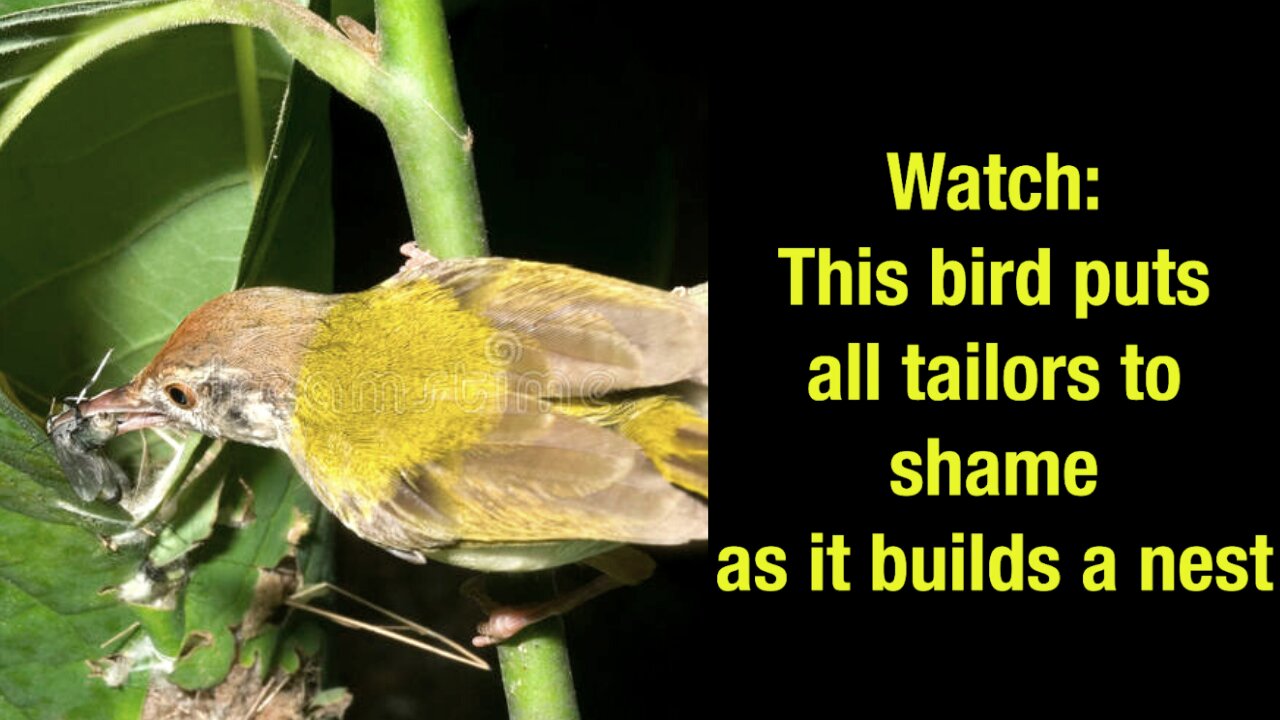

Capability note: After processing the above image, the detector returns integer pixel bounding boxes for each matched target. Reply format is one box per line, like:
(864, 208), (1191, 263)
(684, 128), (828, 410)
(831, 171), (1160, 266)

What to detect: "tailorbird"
(49, 251), (708, 645)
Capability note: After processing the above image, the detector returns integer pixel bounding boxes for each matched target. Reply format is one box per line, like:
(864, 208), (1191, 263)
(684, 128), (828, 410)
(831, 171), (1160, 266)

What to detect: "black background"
(710, 22), (1277, 709)
(330, 5), (1275, 716)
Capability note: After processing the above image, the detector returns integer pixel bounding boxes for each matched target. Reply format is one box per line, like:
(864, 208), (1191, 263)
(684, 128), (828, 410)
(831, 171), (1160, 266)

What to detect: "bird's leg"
(465, 574), (621, 648)
(464, 547), (656, 648)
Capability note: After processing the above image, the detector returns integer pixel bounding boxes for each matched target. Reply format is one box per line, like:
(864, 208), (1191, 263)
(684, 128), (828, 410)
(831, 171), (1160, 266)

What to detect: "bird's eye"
(165, 383), (197, 409)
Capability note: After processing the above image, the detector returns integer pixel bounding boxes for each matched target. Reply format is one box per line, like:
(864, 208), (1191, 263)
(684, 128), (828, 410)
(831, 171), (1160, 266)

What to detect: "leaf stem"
(373, 0), (487, 257)
(0, 0), (385, 150)
(230, 25), (266, 196)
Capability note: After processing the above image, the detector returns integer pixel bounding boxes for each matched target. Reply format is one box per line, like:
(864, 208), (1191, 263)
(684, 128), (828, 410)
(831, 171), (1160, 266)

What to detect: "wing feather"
(306, 257), (711, 555)
(397, 257), (708, 395)
(343, 412), (707, 549)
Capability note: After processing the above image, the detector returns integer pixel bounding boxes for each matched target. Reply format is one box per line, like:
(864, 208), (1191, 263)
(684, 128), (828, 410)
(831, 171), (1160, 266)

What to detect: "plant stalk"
(374, 0), (487, 257)
(0, 0), (385, 149)
(492, 573), (583, 720)
(373, 3), (570, 716)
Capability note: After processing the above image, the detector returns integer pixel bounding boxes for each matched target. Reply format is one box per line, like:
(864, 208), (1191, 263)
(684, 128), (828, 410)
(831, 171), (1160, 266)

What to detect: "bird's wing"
(318, 257), (710, 550)
(346, 410), (707, 548)
(395, 257), (708, 395)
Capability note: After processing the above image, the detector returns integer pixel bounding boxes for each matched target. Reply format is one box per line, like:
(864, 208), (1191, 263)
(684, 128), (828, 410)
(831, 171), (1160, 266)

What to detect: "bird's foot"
(462, 576), (535, 647)
(462, 574), (622, 648)
(473, 607), (545, 648)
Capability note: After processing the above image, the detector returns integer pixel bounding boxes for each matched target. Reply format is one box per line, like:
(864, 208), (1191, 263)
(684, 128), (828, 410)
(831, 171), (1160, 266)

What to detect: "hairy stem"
(230, 25), (266, 195)
(0, 0), (385, 149)
(491, 574), (582, 720)
(374, 0), (487, 257)
(372, 2), (568, 715)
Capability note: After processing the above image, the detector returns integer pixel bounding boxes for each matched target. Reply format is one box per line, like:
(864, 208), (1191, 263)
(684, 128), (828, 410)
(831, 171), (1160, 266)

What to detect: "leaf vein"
(0, 178), (247, 313)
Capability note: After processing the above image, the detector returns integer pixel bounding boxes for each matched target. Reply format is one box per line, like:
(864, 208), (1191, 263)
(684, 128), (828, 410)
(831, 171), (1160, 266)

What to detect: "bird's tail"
(551, 394), (708, 498)
(615, 396), (708, 497)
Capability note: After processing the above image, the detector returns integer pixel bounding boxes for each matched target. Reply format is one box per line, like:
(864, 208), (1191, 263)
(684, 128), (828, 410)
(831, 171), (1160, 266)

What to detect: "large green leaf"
(0, 6), (292, 402)
(0, 385), (148, 719)
(0, 0), (335, 715)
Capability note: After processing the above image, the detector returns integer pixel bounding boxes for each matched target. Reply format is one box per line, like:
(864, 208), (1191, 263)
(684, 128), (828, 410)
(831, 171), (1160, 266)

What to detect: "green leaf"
(237, 14), (334, 290)
(0, 385), (148, 719)
(166, 447), (320, 689)
(0, 1), (180, 161)
(147, 474), (222, 569)
(240, 619), (323, 677)
(0, 0), (336, 712)
(0, 8), (292, 405)
(0, 0), (163, 31)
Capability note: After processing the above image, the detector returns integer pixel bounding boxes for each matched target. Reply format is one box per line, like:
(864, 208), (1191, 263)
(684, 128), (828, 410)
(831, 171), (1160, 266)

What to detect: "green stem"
(492, 574), (582, 720)
(374, 0), (487, 257)
(230, 25), (266, 196)
(372, 3), (567, 713)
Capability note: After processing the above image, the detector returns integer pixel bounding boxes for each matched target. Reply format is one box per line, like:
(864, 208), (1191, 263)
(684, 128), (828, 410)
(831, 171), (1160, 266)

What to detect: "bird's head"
(49, 287), (334, 449)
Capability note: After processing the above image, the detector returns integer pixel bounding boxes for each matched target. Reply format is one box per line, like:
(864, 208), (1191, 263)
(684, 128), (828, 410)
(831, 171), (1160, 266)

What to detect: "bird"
(49, 250), (708, 646)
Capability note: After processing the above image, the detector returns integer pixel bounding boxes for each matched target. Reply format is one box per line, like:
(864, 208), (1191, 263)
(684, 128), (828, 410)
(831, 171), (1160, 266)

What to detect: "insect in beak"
(48, 385), (169, 435)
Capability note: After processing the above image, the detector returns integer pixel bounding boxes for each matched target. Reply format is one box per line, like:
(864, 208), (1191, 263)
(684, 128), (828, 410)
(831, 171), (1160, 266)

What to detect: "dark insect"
(48, 405), (131, 503)
(45, 349), (131, 503)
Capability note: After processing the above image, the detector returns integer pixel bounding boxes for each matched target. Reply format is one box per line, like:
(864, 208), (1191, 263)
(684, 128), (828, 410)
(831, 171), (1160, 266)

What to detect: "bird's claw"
(473, 610), (539, 648)
(398, 242), (439, 274)
(461, 576), (549, 647)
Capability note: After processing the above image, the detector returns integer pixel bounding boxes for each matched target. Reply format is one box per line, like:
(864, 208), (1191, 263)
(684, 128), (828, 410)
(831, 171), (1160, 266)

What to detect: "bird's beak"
(47, 385), (170, 434)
